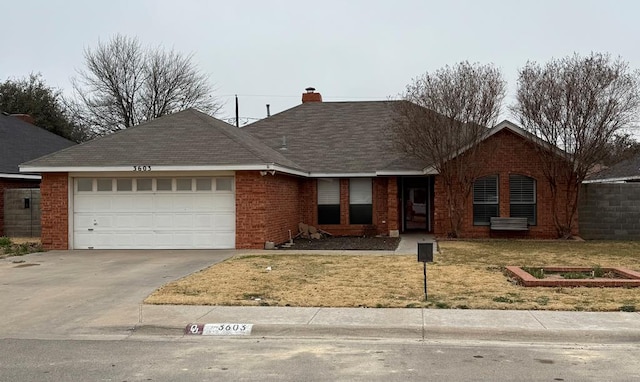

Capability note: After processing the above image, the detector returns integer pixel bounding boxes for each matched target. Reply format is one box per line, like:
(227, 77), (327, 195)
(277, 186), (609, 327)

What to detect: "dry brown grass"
(145, 240), (640, 311)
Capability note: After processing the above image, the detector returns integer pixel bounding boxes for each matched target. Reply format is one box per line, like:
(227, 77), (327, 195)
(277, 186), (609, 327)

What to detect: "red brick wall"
(40, 173), (69, 249)
(386, 177), (399, 233)
(264, 174), (302, 245)
(235, 171), (306, 249)
(235, 171), (268, 249)
(0, 178), (40, 236)
(433, 129), (576, 239)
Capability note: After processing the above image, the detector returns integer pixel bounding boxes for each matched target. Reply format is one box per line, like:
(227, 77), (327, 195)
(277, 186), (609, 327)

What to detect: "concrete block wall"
(579, 183), (640, 240)
(3, 189), (41, 237)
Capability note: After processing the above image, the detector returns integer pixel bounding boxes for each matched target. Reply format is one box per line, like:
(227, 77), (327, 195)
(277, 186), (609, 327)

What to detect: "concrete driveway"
(0, 249), (235, 340)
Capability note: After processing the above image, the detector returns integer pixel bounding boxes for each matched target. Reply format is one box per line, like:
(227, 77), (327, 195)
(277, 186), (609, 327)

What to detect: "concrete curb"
(130, 323), (640, 344)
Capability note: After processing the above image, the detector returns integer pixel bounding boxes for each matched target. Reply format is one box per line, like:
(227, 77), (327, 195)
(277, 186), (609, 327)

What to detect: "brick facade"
(40, 173), (68, 249)
(433, 129), (576, 239)
(234, 173), (400, 248)
(235, 171), (305, 249)
(0, 178), (40, 236)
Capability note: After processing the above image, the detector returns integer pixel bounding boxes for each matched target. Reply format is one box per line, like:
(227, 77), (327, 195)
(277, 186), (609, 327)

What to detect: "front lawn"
(145, 240), (640, 311)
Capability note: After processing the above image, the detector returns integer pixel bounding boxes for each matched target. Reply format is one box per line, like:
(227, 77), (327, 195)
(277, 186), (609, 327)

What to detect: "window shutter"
(473, 176), (498, 203)
(510, 175), (535, 203)
(318, 178), (340, 205)
(349, 178), (372, 204)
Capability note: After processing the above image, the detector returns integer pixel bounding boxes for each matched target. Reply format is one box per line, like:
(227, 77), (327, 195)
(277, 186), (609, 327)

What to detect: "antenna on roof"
(266, 104), (271, 117)
(280, 136), (287, 151)
(235, 95), (239, 127)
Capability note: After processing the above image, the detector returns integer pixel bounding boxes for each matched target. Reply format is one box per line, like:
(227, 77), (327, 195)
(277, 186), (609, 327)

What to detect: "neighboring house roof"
(21, 108), (305, 174)
(243, 101), (427, 175)
(0, 113), (75, 178)
(584, 154), (640, 183)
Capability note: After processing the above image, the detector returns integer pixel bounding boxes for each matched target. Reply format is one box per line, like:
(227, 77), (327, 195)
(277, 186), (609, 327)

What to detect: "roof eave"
(0, 172), (41, 180)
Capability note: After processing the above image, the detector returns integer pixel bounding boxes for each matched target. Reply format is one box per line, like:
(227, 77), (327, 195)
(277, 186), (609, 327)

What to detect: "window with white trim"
(317, 178), (340, 224)
(510, 175), (536, 225)
(473, 175), (499, 225)
(349, 178), (372, 224)
(77, 178), (93, 192)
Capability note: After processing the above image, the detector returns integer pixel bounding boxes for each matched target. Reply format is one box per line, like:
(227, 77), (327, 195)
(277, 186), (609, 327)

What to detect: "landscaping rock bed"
(280, 236), (400, 251)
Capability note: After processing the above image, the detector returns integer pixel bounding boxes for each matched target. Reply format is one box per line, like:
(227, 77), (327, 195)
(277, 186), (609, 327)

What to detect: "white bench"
(490, 217), (529, 231)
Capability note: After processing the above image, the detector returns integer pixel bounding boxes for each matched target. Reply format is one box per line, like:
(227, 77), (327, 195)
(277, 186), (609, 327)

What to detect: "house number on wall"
(132, 165), (152, 171)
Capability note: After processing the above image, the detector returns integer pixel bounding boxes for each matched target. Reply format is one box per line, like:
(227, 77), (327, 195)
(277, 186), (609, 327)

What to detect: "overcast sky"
(2, 0), (640, 125)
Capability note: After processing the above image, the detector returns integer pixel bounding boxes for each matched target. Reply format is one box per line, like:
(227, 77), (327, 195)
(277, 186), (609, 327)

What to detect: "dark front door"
(401, 176), (433, 232)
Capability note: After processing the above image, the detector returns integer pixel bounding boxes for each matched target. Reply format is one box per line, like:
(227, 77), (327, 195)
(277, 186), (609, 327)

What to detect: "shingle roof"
(0, 113), (75, 175)
(586, 154), (640, 182)
(243, 101), (427, 173)
(22, 109), (303, 171)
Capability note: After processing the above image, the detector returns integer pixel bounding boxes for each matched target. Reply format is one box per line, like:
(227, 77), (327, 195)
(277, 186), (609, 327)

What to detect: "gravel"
(280, 236), (400, 251)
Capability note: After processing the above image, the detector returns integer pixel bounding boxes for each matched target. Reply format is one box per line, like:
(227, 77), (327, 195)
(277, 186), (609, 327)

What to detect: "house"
(584, 154), (640, 183)
(21, 88), (574, 250)
(0, 113), (75, 236)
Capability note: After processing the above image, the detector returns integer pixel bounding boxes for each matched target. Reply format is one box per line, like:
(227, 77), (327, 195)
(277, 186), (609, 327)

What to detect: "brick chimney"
(302, 87), (322, 103)
(11, 114), (35, 125)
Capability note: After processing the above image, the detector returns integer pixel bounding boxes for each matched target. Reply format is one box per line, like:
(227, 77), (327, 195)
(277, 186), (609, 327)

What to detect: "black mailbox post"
(417, 241), (434, 301)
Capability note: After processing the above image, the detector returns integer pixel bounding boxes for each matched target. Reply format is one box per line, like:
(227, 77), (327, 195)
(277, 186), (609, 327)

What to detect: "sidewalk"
(134, 305), (640, 343)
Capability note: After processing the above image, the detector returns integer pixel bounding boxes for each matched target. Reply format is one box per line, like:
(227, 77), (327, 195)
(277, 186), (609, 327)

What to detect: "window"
(136, 178), (152, 191)
(473, 175), (499, 225)
(116, 179), (132, 191)
(216, 177), (233, 191)
(349, 178), (372, 224)
(97, 179), (113, 192)
(196, 178), (212, 191)
(510, 175), (536, 225)
(77, 178), (93, 192)
(176, 178), (193, 191)
(317, 178), (340, 224)
(156, 178), (172, 191)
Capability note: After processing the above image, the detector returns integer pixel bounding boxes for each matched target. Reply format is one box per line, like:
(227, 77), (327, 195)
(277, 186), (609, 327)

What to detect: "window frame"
(349, 178), (373, 225)
(509, 174), (537, 225)
(317, 178), (341, 225)
(473, 175), (499, 226)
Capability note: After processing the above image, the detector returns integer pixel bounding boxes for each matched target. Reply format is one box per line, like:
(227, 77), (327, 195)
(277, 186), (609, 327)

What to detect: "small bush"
(0, 237), (12, 247)
(493, 296), (514, 303)
(522, 267), (545, 279)
(593, 265), (605, 278)
(620, 305), (636, 312)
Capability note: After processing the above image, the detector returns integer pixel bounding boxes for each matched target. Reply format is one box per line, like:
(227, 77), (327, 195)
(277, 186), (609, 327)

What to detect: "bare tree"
(393, 62), (506, 237)
(512, 53), (640, 238)
(70, 34), (221, 136)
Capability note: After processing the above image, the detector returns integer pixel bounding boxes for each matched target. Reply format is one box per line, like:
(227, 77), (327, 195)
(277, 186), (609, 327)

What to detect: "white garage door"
(73, 177), (235, 249)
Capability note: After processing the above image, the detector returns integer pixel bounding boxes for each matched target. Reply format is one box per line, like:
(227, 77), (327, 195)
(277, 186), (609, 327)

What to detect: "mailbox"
(417, 242), (433, 263)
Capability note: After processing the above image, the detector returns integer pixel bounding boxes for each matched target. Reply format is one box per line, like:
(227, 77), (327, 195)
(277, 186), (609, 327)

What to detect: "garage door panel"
(73, 177), (235, 249)
(110, 196), (134, 210)
(214, 213), (235, 231)
(194, 214), (214, 228)
(172, 214), (194, 228)
(211, 195), (234, 210)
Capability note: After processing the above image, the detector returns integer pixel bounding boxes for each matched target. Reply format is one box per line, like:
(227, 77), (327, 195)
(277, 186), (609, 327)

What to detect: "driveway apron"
(0, 250), (234, 339)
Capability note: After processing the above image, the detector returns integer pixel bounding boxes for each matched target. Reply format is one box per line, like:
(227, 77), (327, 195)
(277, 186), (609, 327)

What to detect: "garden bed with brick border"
(506, 266), (640, 287)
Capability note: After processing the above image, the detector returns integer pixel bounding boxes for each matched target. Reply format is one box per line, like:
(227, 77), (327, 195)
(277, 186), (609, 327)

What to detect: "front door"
(401, 177), (433, 232)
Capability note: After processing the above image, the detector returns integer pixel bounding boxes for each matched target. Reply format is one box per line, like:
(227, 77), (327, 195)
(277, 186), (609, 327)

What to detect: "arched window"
(473, 175), (499, 225)
(509, 175), (536, 225)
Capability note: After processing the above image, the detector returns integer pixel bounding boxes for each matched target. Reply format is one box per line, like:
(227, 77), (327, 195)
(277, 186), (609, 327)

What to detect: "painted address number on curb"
(186, 323), (253, 336)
